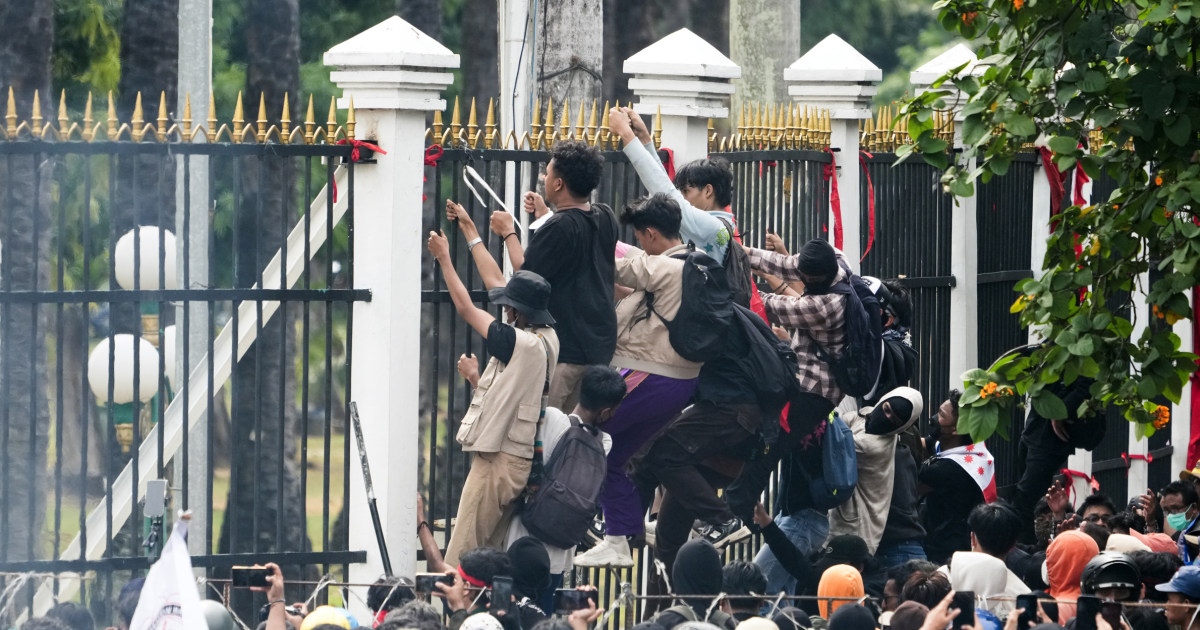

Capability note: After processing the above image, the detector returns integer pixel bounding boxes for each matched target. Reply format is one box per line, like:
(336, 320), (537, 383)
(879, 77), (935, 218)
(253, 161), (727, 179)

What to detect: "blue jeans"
(754, 508), (829, 596)
(875, 539), (927, 568)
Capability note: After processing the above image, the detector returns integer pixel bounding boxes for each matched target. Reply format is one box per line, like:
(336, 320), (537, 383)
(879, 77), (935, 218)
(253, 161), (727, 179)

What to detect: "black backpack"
(646, 248), (734, 363)
(715, 217), (754, 308)
(814, 260), (884, 398)
(731, 303), (800, 444)
(521, 416), (607, 549)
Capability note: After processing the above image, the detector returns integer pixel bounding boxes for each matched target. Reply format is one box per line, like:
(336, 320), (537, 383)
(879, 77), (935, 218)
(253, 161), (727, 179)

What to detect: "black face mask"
(865, 398), (914, 435)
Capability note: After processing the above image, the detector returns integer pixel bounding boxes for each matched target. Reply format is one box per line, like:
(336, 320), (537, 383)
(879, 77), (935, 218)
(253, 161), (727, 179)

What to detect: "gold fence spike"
(107, 91), (118, 140)
(280, 93), (290, 143)
(544, 98), (555, 147)
(653, 104), (662, 148)
(207, 92), (218, 143)
(466, 97), (479, 147)
(5, 87), (15, 138)
(31, 90), (43, 137)
(156, 91), (168, 142)
(256, 92), (267, 143)
(770, 103), (780, 148)
(182, 93), (192, 140)
(530, 98), (542, 149)
(232, 91), (244, 143)
(575, 101), (585, 140)
(737, 103), (745, 136)
(346, 95), (356, 141)
(326, 95), (337, 144)
(753, 102), (763, 145)
(83, 92), (95, 142)
(304, 94), (315, 145)
(559, 100), (570, 140)
(598, 101), (610, 149)
(484, 98), (496, 148)
(58, 90), (68, 138)
(432, 109), (444, 142)
(449, 96), (462, 146)
(586, 99), (598, 145)
(130, 91), (144, 141)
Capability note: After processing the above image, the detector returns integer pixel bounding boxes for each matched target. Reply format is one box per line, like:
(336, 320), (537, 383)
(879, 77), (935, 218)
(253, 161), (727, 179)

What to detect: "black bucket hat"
(489, 270), (555, 326)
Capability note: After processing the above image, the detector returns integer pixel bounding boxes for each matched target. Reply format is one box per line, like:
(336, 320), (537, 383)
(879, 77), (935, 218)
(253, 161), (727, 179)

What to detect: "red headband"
(458, 565), (487, 588)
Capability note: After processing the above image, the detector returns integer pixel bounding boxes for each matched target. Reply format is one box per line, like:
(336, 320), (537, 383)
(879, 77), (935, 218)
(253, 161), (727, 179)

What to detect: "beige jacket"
(456, 325), (560, 458)
(611, 244), (703, 379)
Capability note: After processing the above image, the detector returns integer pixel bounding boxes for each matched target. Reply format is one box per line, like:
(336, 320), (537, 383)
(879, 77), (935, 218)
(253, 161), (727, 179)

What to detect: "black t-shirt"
(880, 443), (925, 545)
(522, 205), (618, 365)
(919, 456), (985, 564)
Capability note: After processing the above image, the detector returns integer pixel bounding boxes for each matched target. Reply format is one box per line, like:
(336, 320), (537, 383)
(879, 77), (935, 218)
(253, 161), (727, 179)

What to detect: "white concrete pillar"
(624, 28), (740, 165)
(785, 34), (881, 267)
(324, 15), (458, 598)
(912, 44), (982, 390)
(1173, 295), (1195, 476)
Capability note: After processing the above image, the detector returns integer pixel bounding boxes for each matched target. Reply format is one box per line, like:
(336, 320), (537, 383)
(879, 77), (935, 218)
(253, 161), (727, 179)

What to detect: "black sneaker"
(703, 517), (751, 549)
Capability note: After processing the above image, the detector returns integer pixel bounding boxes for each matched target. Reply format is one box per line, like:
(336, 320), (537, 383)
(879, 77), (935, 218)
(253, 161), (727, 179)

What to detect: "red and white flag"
(938, 443), (998, 503)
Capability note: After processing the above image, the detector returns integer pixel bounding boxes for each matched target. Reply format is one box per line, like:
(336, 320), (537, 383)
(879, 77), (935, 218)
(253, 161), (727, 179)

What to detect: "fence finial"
(31, 90), (43, 138)
(449, 96), (461, 146)
(107, 91), (118, 139)
(58, 90), (69, 139)
(5, 87), (15, 138)
(304, 94), (315, 145)
(256, 92), (268, 143)
(752, 102), (762, 145)
(653, 104), (662, 148)
(530, 98), (542, 149)
(182, 94), (193, 140)
(432, 109), (444, 143)
(207, 92), (218, 143)
(130, 91), (145, 141)
(484, 98), (495, 148)
(83, 92), (95, 142)
(280, 92), (290, 143)
(326, 95), (337, 143)
(232, 91), (245, 143)
(558, 100), (570, 141)
(156, 91), (168, 141)
(575, 100), (585, 140)
(466, 97), (478, 147)
(599, 100), (610, 149)
(586, 99), (598, 146)
(544, 98), (555, 147)
(346, 95), (355, 141)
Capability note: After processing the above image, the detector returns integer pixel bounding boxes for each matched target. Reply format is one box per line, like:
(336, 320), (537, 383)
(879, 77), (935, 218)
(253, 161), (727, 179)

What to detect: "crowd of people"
(40, 102), (1200, 630)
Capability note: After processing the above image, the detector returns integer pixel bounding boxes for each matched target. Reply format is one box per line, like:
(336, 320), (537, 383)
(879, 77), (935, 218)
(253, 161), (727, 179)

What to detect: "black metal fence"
(0, 136), (362, 624)
(859, 153), (954, 437)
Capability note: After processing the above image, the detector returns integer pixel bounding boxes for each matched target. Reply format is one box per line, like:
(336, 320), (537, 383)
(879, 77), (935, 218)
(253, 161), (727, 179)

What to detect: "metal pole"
(350, 402), (393, 576)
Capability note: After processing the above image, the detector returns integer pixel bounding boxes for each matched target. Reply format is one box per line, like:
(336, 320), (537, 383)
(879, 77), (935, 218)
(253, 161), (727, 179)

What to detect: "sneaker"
(644, 517), (657, 547)
(573, 535), (635, 568)
(703, 517), (750, 549)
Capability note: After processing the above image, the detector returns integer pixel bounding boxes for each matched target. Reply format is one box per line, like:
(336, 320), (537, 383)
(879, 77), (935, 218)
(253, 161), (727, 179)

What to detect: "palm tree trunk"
(0, 0), (53, 592)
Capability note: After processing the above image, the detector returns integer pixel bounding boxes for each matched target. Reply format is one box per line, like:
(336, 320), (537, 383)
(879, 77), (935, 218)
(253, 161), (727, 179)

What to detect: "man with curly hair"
(492, 140), (618, 411)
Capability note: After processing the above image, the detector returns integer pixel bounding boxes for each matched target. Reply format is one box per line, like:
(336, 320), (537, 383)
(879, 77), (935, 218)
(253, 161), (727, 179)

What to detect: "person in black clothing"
(722, 562), (768, 622)
(876, 440), (926, 568)
(652, 540), (738, 630)
(918, 391), (989, 565)
(493, 140), (617, 412)
(505, 537), (551, 630)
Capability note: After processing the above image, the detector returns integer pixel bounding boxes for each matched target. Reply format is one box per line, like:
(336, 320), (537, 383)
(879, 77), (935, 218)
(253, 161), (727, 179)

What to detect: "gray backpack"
(521, 416), (607, 549)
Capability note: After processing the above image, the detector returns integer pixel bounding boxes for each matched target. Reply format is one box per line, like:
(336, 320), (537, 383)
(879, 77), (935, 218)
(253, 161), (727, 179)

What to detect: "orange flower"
(999, 387), (1015, 398)
(962, 11), (979, 25)
(981, 382), (998, 399)
(1155, 175), (1164, 186)
(1153, 405), (1170, 429)
(1013, 0), (1024, 9)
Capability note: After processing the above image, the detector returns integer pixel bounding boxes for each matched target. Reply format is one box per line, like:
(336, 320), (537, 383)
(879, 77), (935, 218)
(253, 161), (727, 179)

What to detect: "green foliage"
(53, 0), (122, 97)
(902, 0), (1199, 442)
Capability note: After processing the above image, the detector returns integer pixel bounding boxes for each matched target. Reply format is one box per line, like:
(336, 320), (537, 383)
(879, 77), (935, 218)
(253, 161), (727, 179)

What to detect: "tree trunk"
(111, 0), (179, 337)
(461, 0), (497, 103)
(536, 0), (603, 111)
(216, 0), (313, 616)
(0, 0), (53, 592)
(396, 0), (441, 41)
(729, 0), (799, 115)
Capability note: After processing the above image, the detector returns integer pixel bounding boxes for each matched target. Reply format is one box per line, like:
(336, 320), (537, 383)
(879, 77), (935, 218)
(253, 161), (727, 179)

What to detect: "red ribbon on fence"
(330, 139), (390, 203)
(1059, 468), (1100, 503)
(1038, 146), (1066, 217)
(824, 148), (843, 250)
(422, 144), (444, 202)
(1123, 453), (1153, 477)
(860, 151), (876, 261)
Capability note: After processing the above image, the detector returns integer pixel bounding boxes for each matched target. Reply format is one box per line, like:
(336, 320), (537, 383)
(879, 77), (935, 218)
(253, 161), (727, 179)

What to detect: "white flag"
(129, 519), (206, 630)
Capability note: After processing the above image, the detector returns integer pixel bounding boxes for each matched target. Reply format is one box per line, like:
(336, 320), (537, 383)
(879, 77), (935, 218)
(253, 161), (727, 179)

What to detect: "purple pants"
(601, 371), (698, 536)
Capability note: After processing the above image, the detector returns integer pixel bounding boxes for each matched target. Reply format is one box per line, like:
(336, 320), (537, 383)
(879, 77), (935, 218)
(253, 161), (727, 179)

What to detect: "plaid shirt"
(747, 247), (847, 403)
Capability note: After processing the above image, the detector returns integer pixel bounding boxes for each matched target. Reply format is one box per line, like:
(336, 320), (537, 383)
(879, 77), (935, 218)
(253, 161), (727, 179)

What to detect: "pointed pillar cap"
(784, 34), (882, 83)
(623, 28), (741, 79)
(910, 43), (981, 86)
(624, 28), (739, 119)
(324, 16), (459, 112)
